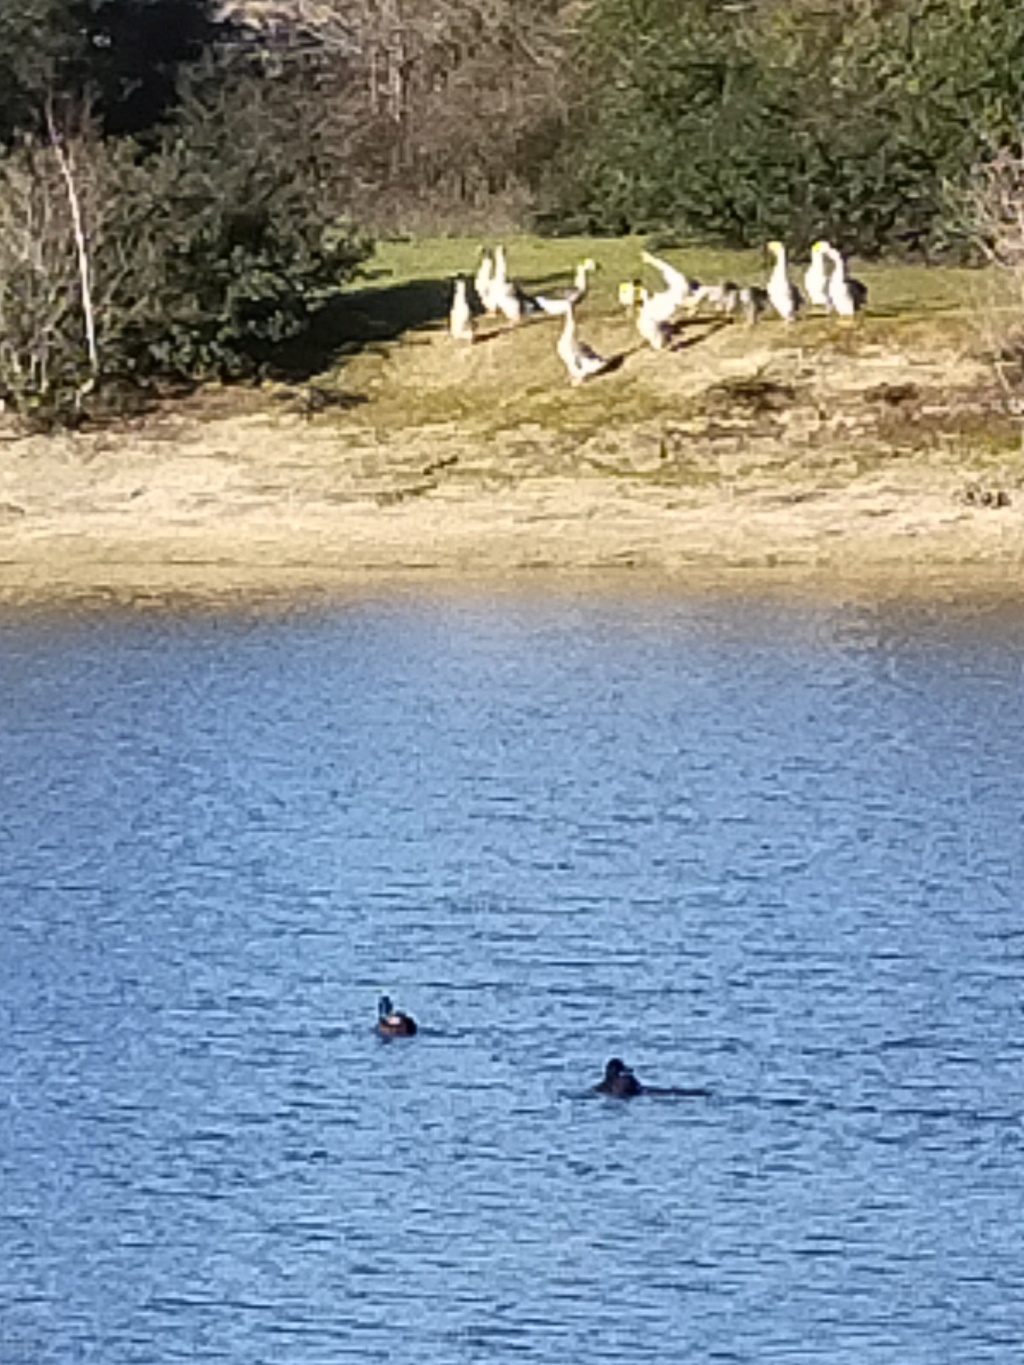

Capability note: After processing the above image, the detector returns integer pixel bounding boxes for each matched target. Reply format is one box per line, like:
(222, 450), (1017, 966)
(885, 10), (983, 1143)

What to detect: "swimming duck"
(376, 994), (417, 1038)
(557, 304), (613, 384)
(766, 240), (802, 323)
(535, 258), (598, 317)
(595, 1057), (644, 1098)
(449, 277), (474, 341)
(593, 1056), (712, 1100)
(804, 240), (832, 311)
(825, 245), (868, 318)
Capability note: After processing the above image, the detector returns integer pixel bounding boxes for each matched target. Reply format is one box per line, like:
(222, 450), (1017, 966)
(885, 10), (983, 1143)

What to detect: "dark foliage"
(540, 0), (1024, 255)
(0, 0), (220, 142)
(0, 59), (372, 419)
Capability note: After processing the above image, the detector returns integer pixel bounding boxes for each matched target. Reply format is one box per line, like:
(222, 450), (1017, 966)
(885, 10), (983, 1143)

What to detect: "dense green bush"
(0, 64), (372, 421)
(540, 0), (1024, 254)
(106, 66), (371, 379)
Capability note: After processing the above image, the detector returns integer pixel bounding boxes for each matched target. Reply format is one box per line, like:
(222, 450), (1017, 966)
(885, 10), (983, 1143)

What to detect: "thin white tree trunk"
(48, 118), (99, 389)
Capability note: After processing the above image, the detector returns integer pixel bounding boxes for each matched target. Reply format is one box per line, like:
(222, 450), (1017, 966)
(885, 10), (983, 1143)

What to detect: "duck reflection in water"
(375, 994), (418, 1038)
(594, 1056), (710, 1100)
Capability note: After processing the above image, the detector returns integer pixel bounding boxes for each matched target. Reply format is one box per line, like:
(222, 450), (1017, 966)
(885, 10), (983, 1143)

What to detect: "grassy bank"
(315, 235), (1013, 475)
(1, 235), (1022, 609)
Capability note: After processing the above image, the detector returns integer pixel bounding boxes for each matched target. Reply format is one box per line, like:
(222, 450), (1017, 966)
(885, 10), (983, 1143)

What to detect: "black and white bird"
(636, 287), (675, 349)
(804, 240), (832, 311)
(535, 258), (598, 317)
(825, 244), (868, 318)
(738, 284), (769, 325)
(485, 243), (541, 323)
(641, 249), (694, 315)
(556, 304), (613, 385)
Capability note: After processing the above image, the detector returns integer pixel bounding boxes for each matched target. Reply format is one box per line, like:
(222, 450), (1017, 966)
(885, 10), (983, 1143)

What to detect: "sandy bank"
(1, 315), (1022, 610)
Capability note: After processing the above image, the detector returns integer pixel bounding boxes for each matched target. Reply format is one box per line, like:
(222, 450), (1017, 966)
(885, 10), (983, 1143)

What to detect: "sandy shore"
(2, 318), (1022, 610)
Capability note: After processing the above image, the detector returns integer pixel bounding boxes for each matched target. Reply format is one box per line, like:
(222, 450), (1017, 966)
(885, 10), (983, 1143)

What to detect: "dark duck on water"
(593, 1056), (711, 1100)
(376, 994), (417, 1038)
(595, 1057), (643, 1098)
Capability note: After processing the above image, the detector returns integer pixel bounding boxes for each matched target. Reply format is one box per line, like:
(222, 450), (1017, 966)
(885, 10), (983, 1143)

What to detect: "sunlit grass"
(360, 233), (982, 319)
(306, 233), (1003, 461)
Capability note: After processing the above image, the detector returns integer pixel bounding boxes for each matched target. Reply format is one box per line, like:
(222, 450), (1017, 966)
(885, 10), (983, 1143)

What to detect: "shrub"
(541, 0), (1024, 255)
(0, 66), (372, 422)
(952, 138), (1024, 384)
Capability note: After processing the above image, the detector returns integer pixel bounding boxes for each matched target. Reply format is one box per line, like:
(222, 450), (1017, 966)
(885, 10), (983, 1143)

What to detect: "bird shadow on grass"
(669, 319), (731, 351)
(268, 277), (453, 382)
(597, 353), (628, 379)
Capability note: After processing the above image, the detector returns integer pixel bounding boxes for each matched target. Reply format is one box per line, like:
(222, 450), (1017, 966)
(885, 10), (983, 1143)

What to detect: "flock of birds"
(448, 238), (868, 386)
(375, 995), (709, 1100)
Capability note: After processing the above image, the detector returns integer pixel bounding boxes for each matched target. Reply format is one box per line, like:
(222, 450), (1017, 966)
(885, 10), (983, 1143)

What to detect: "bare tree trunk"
(47, 112), (100, 392)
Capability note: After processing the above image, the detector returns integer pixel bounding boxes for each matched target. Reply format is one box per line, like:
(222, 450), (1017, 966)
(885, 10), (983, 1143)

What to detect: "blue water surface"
(0, 591), (1022, 1364)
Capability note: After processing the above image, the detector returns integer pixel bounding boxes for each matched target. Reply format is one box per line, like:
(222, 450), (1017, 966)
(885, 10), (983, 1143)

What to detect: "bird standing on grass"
(483, 242), (540, 324)
(766, 240), (802, 323)
(636, 287), (675, 349)
(557, 304), (612, 385)
(535, 258), (598, 317)
(449, 277), (474, 341)
(475, 248), (495, 314)
(634, 249), (693, 348)
(825, 244), (868, 318)
(804, 240), (832, 311)
(642, 249), (694, 303)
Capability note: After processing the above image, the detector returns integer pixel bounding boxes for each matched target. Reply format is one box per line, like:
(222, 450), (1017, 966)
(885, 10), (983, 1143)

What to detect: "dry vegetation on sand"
(2, 236), (1023, 608)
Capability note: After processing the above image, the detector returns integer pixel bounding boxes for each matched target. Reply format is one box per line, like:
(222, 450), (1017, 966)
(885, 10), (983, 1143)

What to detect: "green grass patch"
(360, 234), (982, 318)
(279, 233), (1009, 465)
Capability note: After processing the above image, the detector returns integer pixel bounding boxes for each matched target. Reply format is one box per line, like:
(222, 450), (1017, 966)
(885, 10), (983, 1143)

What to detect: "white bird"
(646, 249), (707, 314)
(691, 281), (733, 315)
(474, 242), (512, 314)
(825, 245), (868, 318)
(492, 276), (538, 324)
(449, 277), (474, 341)
(636, 287), (675, 349)
(484, 242), (540, 323)
(492, 278), (524, 322)
(766, 240), (802, 323)
(804, 240), (832, 310)
(474, 249), (495, 313)
(639, 277), (684, 329)
(633, 251), (691, 343)
(534, 257), (598, 317)
(492, 243), (508, 292)
(642, 250), (692, 304)
(557, 304), (612, 385)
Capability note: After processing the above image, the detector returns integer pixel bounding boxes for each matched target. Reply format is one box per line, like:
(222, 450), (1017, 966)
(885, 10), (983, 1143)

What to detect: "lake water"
(1, 590), (1022, 1364)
